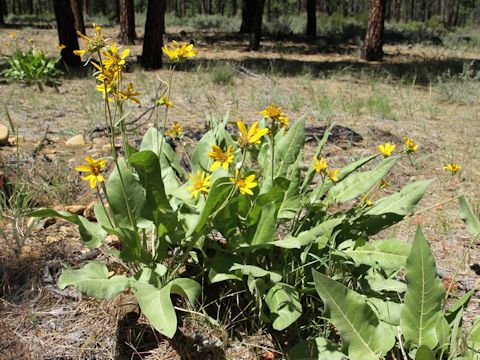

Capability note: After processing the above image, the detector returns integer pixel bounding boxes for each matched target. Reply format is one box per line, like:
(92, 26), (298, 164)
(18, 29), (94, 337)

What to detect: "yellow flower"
(166, 122), (183, 138)
(403, 137), (419, 154)
(4, 41), (10, 48)
(162, 40), (197, 62)
(57, 44), (66, 50)
(9, 31), (16, 38)
(236, 120), (269, 148)
(75, 156), (107, 188)
(230, 170), (257, 196)
(361, 195), (374, 207)
(74, 24), (106, 57)
(102, 42), (130, 72)
(187, 170), (212, 198)
(259, 103), (289, 128)
(315, 157), (328, 174)
(378, 143), (396, 157)
(443, 163), (461, 175)
(208, 145), (234, 171)
(157, 95), (174, 108)
(327, 168), (340, 182)
(119, 82), (141, 104)
(379, 179), (390, 189)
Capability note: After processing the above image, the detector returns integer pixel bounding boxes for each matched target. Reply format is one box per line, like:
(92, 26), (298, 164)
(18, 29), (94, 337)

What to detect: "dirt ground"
(0, 25), (479, 359)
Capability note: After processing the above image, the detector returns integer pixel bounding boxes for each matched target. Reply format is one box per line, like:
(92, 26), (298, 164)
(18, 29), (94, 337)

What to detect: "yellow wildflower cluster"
(74, 25), (106, 57)
(403, 137), (419, 154)
(259, 103), (289, 129)
(162, 41), (197, 62)
(166, 122), (184, 139)
(314, 157), (339, 182)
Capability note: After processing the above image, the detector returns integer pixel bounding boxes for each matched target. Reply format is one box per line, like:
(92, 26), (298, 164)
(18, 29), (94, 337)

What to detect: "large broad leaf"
(262, 118), (305, 191)
(191, 130), (216, 172)
(313, 270), (395, 360)
(343, 239), (411, 270)
(288, 337), (344, 360)
(167, 278), (201, 307)
(278, 150), (303, 219)
(30, 209), (106, 248)
(107, 158), (152, 229)
(265, 283), (302, 330)
(251, 202), (277, 246)
(131, 281), (177, 338)
(208, 254), (243, 283)
(327, 157), (397, 203)
(129, 150), (172, 227)
(400, 226), (445, 349)
(466, 318), (480, 356)
(459, 196), (480, 237)
(140, 127), (186, 179)
(58, 262), (128, 299)
(367, 298), (403, 326)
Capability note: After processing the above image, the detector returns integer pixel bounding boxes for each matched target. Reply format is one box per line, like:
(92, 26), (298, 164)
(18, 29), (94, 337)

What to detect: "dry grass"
(1, 25), (480, 358)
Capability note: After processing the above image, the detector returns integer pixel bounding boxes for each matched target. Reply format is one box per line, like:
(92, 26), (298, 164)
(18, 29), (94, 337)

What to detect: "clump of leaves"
(1, 48), (62, 90)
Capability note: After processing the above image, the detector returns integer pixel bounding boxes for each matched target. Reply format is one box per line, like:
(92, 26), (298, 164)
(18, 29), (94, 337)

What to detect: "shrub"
(209, 64), (235, 85)
(33, 27), (480, 359)
(1, 48), (63, 90)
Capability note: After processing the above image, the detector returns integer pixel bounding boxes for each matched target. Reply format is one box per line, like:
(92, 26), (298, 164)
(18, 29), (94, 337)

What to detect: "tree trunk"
(70, 0), (85, 34)
(141, 0), (165, 69)
(306, 0), (316, 38)
(232, 0), (237, 16)
(240, 0), (254, 33)
(362, 0), (386, 61)
(53, 0), (82, 67)
(0, 0), (5, 25)
(249, 0), (265, 51)
(119, 0), (136, 44)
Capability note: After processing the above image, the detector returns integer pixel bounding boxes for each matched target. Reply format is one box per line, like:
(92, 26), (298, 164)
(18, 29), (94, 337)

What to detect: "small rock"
(27, 216), (56, 231)
(102, 143), (121, 152)
(64, 204), (87, 215)
(65, 134), (86, 146)
(8, 135), (25, 146)
(147, 122), (155, 128)
(83, 201), (96, 221)
(0, 124), (9, 146)
(92, 138), (105, 145)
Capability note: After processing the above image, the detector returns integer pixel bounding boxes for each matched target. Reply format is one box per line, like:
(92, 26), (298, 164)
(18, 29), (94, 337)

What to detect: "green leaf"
(167, 278), (201, 307)
(446, 290), (474, 324)
(459, 196), (480, 237)
(230, 264), (282, 283)
(262, 118), (305, 191)
(312, 270), (395, 359)
(131, 281), (177, 338)
(129, 150), (172, 226)
(251, 202), (277, 246)
(107, 158), (152, 229)
(466, 318), (480, 355)
(415, 345), (435, 360)
(58, 262), (128, 299)
(343, 239), (411, 270)
(400, 226), (445, 349)
(208, 254), (242, 283)
(191, 130), (216, 172)
(367, 298), (403, 326)
(328, 157), (397, 203)
(288, 337), (344, 360)
(265, 283), (302, 330)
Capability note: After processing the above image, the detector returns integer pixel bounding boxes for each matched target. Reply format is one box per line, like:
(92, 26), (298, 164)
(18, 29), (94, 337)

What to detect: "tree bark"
(119, 0), (136, 44)
(249, 0), (265, 51)
(306, 0), (316, 38)
(70, 0), (85, 34)
(53, 0), (82, 67)
(141, 0), (165, 69)
(362, 0), (386, 61)
(240, 0), (254, 33)
(0, 0), (5, 26)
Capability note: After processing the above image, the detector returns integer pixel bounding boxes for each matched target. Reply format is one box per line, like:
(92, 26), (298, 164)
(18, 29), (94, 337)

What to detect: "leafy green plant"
(30, 32), (479, 359)
(1, 48), (62, 90)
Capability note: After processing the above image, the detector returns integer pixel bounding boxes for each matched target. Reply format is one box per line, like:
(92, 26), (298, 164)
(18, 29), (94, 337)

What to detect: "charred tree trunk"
(119, 0), (136, 44)
(53, 0), (82, 67)
(0, 0), (5, 26)
(306, 0), (316, 38)
(249, 0), (265, 51)
(240, 0), (254, 33)
(362, 0), (386, 61)
(141, 0), (165, 69)
(70, 0), (85, 34)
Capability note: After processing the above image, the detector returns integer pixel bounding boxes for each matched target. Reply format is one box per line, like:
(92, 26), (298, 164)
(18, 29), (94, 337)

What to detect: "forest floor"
(0, 25), (480, 359)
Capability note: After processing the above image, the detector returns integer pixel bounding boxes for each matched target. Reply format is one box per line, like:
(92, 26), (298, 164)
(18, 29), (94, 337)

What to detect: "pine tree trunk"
(70, 0), (85, 34)
(119, 0), (136, 44)
(141, 0), (165, 69)
(53, 0), (82, 67)
(362, 0), (386, 61)
(249, 0), (265, 51)
(306, 0), (316, 38)
(240, 0), (254, 33)
(0, 0), (5, 25)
